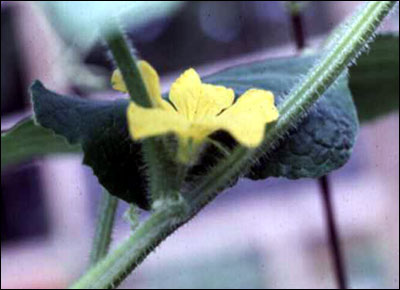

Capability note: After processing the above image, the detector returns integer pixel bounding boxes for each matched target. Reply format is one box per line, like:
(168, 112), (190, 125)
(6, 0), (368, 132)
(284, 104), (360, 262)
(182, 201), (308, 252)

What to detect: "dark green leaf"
(31, 82), (149, 209)
(349, 33), (399, 122)
(1, 118), (80, 170)
(204, 56), (358, 180)
(31, 55), (358, 206)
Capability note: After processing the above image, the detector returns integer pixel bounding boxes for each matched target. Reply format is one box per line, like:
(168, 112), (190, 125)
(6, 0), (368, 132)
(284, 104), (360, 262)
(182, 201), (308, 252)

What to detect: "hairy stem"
(89, 190), (119, 267)
(71, 199), (188, 289)
(104, 25), (151, 108)
(104, 23), (180, 203)
(72, 2), (397, 288)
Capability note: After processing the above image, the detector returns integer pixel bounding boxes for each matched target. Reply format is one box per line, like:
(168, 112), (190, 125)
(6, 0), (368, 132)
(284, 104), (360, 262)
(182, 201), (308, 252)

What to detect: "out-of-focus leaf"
(1, 118), (81, 169)
(349, 33), (399, 122)
(31, 55), (358, 208)
(39, 1), (185, 51)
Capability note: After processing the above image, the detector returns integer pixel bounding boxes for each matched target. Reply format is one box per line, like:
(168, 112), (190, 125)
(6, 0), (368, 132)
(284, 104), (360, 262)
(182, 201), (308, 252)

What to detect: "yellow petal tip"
(111, 69), (128, 93)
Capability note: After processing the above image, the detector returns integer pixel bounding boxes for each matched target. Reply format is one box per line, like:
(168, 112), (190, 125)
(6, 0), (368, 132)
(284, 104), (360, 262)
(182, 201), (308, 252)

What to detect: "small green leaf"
(349, 33), (399, 122)
(1, 118), (80, 169)
(31, 55), (358, 206)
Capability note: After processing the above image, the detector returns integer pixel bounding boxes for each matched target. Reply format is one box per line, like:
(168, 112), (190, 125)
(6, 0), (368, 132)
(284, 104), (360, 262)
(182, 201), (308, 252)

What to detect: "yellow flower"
(112, 61), (279, 163)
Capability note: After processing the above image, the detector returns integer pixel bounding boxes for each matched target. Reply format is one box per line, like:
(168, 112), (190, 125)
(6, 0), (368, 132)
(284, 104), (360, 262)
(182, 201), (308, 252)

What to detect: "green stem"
(89, 190), (119, 267)
(71, 199), (188, 289)
(280, 1), (396, 121)
(72, 2), (397, 288)
(141, 138), (184, 201)
(104, 23), (181, 203)
(104, 24), (151, 108)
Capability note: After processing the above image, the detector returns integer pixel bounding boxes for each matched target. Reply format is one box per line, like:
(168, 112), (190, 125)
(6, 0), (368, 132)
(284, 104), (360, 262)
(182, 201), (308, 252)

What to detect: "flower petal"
(138, 61), (163, 108)
(112, 61), (175, 111)
(215, 89), (279, 147)
(169, 68), (235, 121)
(198, 84), (234, 119)
(112, 61), (161, 98)
(127, 102), (216, 164)
(139, 61), (177, 111)
(127, 102), (189, 141)
(169, 68), (202, 121)
(111, 69), (127, 93)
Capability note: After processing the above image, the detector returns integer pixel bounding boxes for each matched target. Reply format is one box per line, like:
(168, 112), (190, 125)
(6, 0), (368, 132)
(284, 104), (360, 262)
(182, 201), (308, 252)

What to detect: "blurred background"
(1, 1), (399, 289)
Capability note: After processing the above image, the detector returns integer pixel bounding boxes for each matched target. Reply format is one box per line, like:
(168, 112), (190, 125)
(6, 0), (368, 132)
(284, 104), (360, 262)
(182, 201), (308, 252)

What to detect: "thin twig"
(290, 8), (306, 50)
(319, 176), (348, 289)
